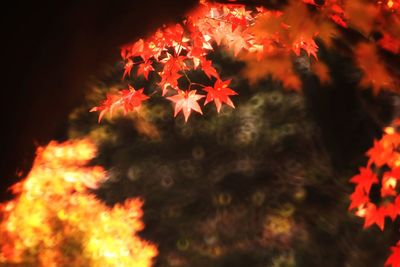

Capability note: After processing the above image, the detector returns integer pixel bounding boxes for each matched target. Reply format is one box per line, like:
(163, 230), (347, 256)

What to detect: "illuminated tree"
(0, 140), (157, 267)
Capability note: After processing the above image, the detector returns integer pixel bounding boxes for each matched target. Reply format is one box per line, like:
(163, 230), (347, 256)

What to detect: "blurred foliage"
(65, 45), (398, 267)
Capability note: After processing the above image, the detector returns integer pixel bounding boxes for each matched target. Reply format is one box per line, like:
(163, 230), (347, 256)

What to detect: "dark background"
(1, 0), (392, 202)
(1, 0), (199, 201)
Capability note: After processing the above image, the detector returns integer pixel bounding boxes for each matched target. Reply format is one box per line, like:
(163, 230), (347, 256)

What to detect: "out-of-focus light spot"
(213, 192), (232, 206)
(192, 145), (205, 160)
(176, 238), (190, 251)
(252, 191), (266, 206)
(355, 205), (367, 217)
(385, 126), (395, 135)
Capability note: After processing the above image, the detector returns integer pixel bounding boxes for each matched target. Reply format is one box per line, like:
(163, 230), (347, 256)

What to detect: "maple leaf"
(123, 59), (134, 79)
(120, 85), (150, 113)
(137, 60), (155, 80)
(90, 95), (115, 123)
(386, 241), (400, 267)
(240, 53), (301, 90)
(203, 79), (238, 112)
(349, 186), (369, 210)
(367, 139), (395, 167)
(311, 61), (331, 84)
(163, 24), (185, 48)
(201, 59), (220, 79)
(121, 39), (144, 60)
(292, 37), (318, 59)
(350, 167), (379, 193)
(344, 0), (379, 35)
(187, 30), (211, 67)
(159, 71), (182, 96)
(224, 6), (251, 31)
(161, 54), (188, 73)
(363, 203), (386, 230)
(90, 86), (149, 123)
(250, 1), (322, 58)
(167, 90), (205, 122)
(314, 19), (338, 48)
(379, 33), (400, 54)
(382, 202), (399, 221)
(225, 27), (254, 56)
(355, 43), (395, 94)
(158, 55), (188, 95)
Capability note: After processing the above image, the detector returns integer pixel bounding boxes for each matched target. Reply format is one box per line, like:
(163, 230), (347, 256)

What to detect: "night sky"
(1, 0), (198, 201)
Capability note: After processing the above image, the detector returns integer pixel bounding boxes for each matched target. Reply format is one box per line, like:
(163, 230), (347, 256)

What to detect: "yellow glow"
(385, 176), (397, 189)
(0, 139), (157, 267)
(355, 205), (367, 217)
(384, 126), (395, 135)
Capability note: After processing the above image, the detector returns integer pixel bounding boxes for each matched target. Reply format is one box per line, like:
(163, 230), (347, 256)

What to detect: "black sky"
(1, 0), (198, 201)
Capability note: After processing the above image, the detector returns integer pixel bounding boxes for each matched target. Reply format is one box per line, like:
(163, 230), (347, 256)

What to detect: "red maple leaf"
(120, 85), (150, 113)
(167, 90), (205, 122)
(382, 202), (398, 221)
(363, 203), (386, 230)
(379, 33), (400, 54)
(201, 59), (220, 79)
(161, 55), (188, 73)
(367, 140), (394, 167)
(349, 186), (369, 210)
(123, 59), (134, 79)
(90, 95), (116, 123)
(292, 37), (318, 59)
(159, 55), (188, 95)
(121, 39), (144, 60)
(225, 6), (250, 31)
(90, 85), (149, 123)
(350, 167), (379, 192)
(204, 79), (238, 113)
(386, 241), (400, 267)
(159, 71), (182, 96)
(137, 60), (155, 80)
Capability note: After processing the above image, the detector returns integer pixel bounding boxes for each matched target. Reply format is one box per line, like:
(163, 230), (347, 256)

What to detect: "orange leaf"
(354, 42), (395, 94)
(311, 60), (331, 84)
(240, 52), (301, 90)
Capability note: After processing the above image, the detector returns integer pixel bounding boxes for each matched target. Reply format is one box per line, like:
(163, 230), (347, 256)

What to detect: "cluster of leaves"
(91, 0), (400, 122)
(349, 121), (400, 267)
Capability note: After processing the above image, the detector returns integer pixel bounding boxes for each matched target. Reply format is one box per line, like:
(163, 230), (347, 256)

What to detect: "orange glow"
(385, 126), (395, 135)
(0, 139), (157, 267)
(384, 176), (397, 189)
(382, 175), (398, 197)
